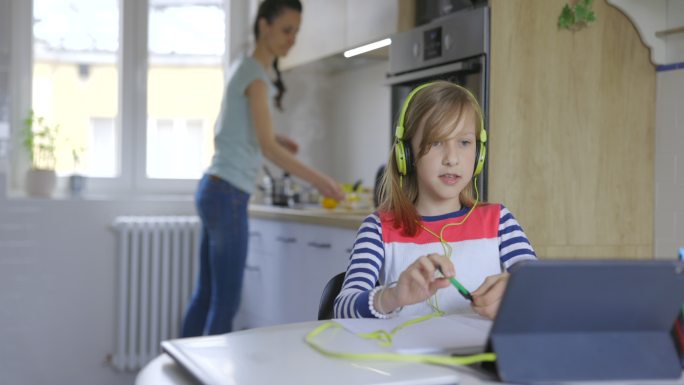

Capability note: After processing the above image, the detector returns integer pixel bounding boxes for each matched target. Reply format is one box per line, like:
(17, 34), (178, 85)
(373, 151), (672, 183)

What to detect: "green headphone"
(394, 82), (487, 177)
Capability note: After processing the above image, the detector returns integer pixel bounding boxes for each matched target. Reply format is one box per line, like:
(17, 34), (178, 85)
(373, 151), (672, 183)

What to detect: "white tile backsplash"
(677, 211), (684, 243)
(655, 151), (676, 186)
(0, 0), (9, 60)
(665, 0), (684, 63)
(655, 67), (684, 257)
(655, 205), (677, 241)
(272, 58), (390, 188)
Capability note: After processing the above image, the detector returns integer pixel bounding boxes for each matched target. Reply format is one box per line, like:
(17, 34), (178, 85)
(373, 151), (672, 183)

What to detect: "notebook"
(334, 312), (492, 355)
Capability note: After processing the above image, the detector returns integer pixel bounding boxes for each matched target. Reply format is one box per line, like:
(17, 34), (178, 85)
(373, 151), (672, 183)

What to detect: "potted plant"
(22, 110), (59, 197)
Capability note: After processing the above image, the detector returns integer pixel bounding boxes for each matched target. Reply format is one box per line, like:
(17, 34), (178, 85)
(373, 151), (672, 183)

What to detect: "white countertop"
(248, 203), (371, 229)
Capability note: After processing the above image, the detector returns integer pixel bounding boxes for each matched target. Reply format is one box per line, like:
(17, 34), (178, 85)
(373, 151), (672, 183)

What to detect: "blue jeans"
(181, 174), (250, 336)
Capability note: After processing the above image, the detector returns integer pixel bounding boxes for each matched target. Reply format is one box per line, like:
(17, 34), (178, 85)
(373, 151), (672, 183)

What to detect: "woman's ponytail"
(273, 58), (285, 111)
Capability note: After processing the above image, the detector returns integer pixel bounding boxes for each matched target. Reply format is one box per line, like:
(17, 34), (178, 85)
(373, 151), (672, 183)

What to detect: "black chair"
(317, 272), (346, 320)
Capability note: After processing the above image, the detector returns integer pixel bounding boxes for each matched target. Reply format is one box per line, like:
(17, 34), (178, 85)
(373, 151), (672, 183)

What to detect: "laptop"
(487, 260), (684, 383)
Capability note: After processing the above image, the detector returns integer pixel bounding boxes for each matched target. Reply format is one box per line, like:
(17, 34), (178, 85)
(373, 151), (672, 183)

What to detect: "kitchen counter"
(248, 203), (370, 229)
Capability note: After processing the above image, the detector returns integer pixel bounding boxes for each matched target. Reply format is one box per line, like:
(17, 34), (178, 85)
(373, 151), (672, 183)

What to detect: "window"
(147, 118), (207, 179)
(89, 117), (116, 177)
(33, 0), (119, 178)
(146, 1), (223, 181)
(29, 0), (226, 193)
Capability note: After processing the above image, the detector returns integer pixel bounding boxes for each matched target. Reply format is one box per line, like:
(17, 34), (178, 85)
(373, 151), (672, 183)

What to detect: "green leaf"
(585, 11), (596, 23)
(575, 4), (589, 21)
(559, 0), (596, 30)
(558, 4), (575, 29)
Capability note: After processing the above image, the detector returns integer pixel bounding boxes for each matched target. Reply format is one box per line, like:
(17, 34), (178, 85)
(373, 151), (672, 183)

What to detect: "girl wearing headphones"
(182, 0), (344, 337)
(334, 81), (536, 320)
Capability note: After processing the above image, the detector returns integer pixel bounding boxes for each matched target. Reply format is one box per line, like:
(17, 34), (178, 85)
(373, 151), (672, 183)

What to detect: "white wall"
(654, 0), (684, 258)
(0, 174), (195, 385)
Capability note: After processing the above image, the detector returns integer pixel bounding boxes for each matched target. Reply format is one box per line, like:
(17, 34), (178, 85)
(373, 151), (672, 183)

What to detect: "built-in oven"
(386, 6), (489, 200)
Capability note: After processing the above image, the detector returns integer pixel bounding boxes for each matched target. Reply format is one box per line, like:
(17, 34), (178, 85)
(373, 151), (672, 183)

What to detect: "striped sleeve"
(498, 205), (537, 269)
(333, 213), (385, 318)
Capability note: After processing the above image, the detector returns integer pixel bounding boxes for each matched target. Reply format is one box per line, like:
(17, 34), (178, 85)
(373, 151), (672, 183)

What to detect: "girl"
(334, 81), (536, 320)
(182, 0), (345, 337)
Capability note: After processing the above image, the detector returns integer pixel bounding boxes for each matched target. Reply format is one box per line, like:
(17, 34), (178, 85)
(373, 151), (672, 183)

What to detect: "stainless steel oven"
(386, 6), (489, 200)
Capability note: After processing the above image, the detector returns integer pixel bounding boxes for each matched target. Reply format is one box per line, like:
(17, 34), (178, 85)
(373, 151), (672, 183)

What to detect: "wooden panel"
(535, 245), (653, 260)
(489, 0), (655, 259)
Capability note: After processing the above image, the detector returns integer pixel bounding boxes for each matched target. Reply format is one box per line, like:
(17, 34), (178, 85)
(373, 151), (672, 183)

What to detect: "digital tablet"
(489, 260), (684, 383)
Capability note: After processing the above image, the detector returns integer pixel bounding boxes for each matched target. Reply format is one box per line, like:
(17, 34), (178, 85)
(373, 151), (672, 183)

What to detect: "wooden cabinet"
(488, 0), (655, 259)
(234, 218), (356, 330)
(281, 0), (408, 70)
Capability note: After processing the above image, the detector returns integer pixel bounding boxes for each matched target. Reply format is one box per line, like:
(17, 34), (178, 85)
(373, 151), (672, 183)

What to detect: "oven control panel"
(389, 6), (488, 76)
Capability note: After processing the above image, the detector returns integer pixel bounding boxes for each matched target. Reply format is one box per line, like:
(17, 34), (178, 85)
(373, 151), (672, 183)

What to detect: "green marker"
(438, 267), (473, 302)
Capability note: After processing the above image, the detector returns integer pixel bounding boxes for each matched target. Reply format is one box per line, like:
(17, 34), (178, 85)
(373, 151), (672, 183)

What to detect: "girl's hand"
(275, 134), (299, 154)
(471, 272), (510, 319)
(381, 253), (453, 312)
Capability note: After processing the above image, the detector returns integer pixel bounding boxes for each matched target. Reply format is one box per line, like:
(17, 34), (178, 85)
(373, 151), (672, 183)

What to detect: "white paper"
(333, 313), (492, 355)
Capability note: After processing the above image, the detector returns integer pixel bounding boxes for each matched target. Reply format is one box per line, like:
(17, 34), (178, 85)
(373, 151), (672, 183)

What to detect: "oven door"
(386, 55), (488, 201)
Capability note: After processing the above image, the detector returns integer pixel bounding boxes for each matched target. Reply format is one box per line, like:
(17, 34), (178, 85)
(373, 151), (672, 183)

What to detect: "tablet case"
(489, 260), (684, 383)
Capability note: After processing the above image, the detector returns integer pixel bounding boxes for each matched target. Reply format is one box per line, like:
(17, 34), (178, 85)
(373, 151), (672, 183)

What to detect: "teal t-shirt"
(207, 57), (275, 194)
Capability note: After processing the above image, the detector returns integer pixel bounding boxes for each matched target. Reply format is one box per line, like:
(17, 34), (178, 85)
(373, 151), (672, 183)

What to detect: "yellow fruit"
(321, 197), (338, 209)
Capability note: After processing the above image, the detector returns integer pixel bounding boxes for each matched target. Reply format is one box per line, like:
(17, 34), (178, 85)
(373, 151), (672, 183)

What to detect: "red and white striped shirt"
(334, 204), (536, 318)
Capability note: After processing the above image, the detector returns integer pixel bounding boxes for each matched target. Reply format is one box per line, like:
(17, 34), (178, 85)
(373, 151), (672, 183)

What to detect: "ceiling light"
(343, 38), (391, 58)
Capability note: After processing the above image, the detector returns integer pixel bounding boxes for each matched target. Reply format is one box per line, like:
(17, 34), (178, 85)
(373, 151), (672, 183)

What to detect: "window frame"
(10, 0), (231, 197)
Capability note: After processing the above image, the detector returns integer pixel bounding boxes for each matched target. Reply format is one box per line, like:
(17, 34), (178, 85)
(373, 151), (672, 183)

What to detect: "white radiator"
(111, 216), (200, 371)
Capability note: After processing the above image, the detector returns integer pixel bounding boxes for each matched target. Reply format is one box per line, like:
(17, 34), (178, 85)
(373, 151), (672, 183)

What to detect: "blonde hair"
(378, 81), (485, 236)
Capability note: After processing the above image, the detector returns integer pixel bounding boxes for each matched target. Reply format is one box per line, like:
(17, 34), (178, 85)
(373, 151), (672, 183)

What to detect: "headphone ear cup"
(473, 141), (486, 176)
(404, 142), (413, 174)
(394, 139), (414, 176)
(394, 139), (407, 176)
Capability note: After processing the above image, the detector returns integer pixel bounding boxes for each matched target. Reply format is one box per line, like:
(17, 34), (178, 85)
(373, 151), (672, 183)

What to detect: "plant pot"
(68, 174), (87, 197)
(25, 168), (57, 198)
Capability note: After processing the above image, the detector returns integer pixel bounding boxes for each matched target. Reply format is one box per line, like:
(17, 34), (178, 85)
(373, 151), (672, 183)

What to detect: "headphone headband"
(395, 83), (434, 141)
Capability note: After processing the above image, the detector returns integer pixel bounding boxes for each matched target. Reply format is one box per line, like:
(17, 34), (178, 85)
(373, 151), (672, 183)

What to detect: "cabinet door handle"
(276, 236), (297, 244)
(249, 231), (262, 238)
(345, 247), (353, 254)
(307, 241), (331, 249)
(245, 265), (260, 272)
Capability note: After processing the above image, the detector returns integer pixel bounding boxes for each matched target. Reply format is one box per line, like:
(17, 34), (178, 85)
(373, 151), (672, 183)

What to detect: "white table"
(136, 320), (499, 385)
(136, 320), (684, 385)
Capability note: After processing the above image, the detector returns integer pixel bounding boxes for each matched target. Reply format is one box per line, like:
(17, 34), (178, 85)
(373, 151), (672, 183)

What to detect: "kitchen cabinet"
(234, 217), (357, 330)
(280, 0), (410, 70)
(345, 0), (399, 49)
(280, 0), (346, 70)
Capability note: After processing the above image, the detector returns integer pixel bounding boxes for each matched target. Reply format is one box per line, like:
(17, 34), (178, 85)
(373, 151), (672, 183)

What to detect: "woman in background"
(182, 0), (344, 337)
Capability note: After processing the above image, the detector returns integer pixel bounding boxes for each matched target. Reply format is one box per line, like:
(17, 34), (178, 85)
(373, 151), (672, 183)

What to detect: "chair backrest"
(317, 272), (346, 320)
